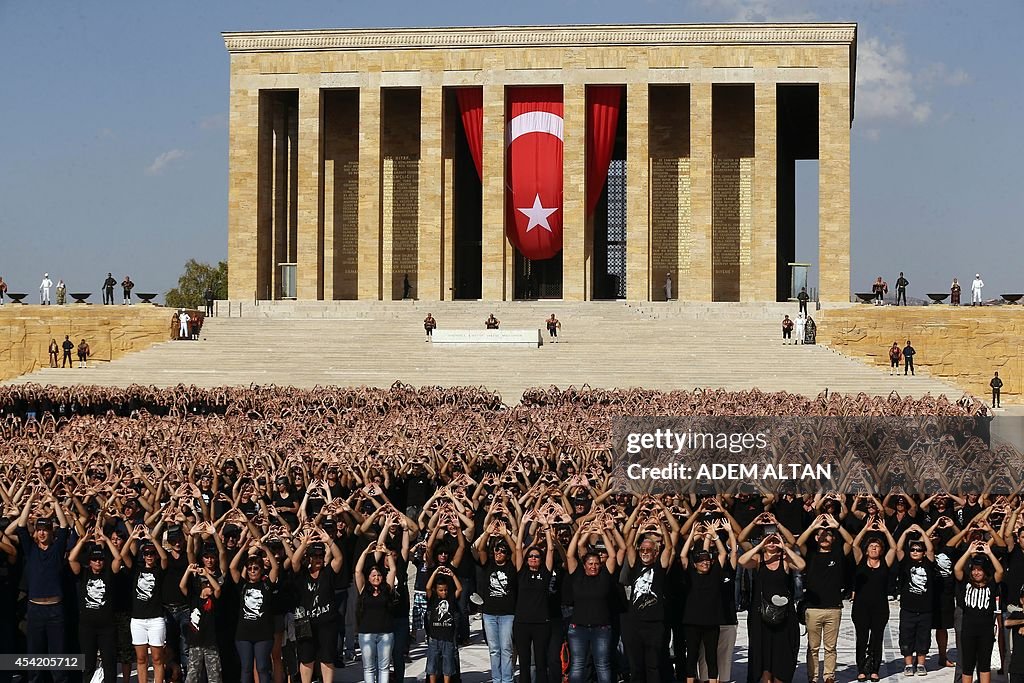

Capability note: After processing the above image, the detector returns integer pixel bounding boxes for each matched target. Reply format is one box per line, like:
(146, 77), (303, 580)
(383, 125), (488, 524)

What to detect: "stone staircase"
(4, 301), (968, 403)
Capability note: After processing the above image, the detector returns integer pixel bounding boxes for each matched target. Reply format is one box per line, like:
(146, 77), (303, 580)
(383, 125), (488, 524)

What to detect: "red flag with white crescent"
(506, 87), (563, 261)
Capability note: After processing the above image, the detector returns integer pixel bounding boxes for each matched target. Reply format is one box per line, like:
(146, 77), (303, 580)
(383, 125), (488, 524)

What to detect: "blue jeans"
(483, 614), (515, 683)
(166, 605), (191, 675)
(567, 624), (612, 683)
(236, 639), (274, 683)
(359, 632), (393, 683)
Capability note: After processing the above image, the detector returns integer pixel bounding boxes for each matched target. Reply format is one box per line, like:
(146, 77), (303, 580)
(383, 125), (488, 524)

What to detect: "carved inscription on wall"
(382, 156), (420, 299)
(739, 157), (753, 267)
(651, 157), (692, 284)
(338, 159), (359, 283)
(713, 157), (740, 301)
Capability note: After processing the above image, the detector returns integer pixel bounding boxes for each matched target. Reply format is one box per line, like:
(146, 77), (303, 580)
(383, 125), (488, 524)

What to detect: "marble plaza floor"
(329, 601), (993, 683)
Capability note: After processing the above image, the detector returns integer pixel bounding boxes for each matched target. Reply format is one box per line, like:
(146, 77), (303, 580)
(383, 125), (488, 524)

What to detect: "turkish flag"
(506, 87), (563, 261)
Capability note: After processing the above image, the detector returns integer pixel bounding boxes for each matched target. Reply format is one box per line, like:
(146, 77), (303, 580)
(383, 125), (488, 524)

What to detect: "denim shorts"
(426, 637), (457, 676)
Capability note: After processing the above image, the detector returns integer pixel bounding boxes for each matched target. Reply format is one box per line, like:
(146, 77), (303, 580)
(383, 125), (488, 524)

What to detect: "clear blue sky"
(1, 1), (1021, 301)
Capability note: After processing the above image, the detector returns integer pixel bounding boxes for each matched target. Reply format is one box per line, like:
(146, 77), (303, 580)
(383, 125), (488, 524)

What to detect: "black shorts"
(298, 620), (338, 665)
(783, 329), (792, 339)
(548, 327), (557, 337)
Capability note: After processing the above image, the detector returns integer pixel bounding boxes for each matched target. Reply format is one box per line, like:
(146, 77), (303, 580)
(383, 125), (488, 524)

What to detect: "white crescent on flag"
(507, 111), (564, 146)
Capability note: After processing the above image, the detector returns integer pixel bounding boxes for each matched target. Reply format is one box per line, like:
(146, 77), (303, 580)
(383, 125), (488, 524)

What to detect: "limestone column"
(481, 83), (506, 301)
(418, 85), (443, 301)
(296, 88), (323, 300)
(687, 82), (713, 301)
(750, 81), (777, 302)
(227, 87), (262, 300)
(358, 83), (382, 300)
(625, 83), (649, 301)
(562, 83), (586, 301)
(819, 82), (851, 303)
(442, 93), (456, 300)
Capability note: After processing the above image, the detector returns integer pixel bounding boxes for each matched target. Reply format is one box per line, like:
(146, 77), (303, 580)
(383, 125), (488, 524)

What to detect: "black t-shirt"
(132, 564), (165, 619)
(852, 560), (890, 609)
(185, 576), (219, 647)
(682, 561), (725, 625)
(570, 567), (613, 626)
(773, 497), (808, 536)
(79, 568), (116, 623)
(426, 594), (458, 641)
(803, 546), (845, 609)
(297, 566), (336, 624)
(515, 567), (552, 623)
(627, 561), (666, 621)
(404, 475), (435, 508)
(731, 497), (764, 530)
(236, 578), (277, 642)
(358, 587), (393, 634)
(899, 559), (934, 612)
(162, 551), (189, 606)
(959, 580), (998, 628)
(481, 561), (517, 615)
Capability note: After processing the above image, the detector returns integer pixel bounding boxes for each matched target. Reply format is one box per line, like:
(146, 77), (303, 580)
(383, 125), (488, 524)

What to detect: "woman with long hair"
(355, 541), (398, 683)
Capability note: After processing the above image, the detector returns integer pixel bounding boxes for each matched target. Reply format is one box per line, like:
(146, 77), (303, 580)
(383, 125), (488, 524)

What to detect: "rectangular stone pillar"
(271, 103), (287, 299)
(358, 84), (382, 299)
(227, 87), (261, 300)
(418, 85), (443, 301)
(441, 91), (456, 300)
(819, 82), (851, 303)
(481, 83), (506, 301)
(563, 84), (586, 301)
(750, 82), (777, 302)
(296, 88), (323, 299)
(625, 83), (649, 301)
(686, 82), (713, 301)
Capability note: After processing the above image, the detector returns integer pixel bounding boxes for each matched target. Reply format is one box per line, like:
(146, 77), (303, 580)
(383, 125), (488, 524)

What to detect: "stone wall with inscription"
(382, 90), (421, 300)
(712, 85), (754, 302)
(323, 90), (360, 299)
(650, 86), (691, 300)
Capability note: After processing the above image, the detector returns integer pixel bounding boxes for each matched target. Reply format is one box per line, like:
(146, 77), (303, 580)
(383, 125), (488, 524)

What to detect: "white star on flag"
(517, 194), (557, 233)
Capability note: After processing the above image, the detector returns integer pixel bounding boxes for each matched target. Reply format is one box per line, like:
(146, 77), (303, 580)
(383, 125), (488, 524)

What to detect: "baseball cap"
(307, 542), (327, 556)
(694, 550), (713, 563)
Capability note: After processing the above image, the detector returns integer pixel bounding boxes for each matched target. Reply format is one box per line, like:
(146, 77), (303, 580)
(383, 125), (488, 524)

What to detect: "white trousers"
(179, 322), (189, 338)
(972, 289), (983, 303)
(40, 287), (51, 304)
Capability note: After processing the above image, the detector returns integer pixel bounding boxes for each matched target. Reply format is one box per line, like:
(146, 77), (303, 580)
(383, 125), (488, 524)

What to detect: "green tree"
(165, 259), (228, 309)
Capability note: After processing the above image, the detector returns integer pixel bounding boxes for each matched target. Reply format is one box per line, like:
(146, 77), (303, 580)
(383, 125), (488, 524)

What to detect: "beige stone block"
(625, 83), (650, 301)
(358, 84), (382, 299)
(819, 81), (850, 303)
(686, 82), (712, 301)
(418, 86), (443, 301)
(750, 81), (777, 302)
(227, 88), (260, 300)
(563, 83), (586, 301)
(481, 83), (506, 301)
(0, 307), (172, 382)
(296, 88), (323, 299)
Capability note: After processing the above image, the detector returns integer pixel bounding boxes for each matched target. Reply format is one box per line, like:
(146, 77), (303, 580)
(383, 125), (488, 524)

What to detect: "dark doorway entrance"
(452, 101), (482, 300)
(514, 251), (562, 299)
(592, 105), (628, 300)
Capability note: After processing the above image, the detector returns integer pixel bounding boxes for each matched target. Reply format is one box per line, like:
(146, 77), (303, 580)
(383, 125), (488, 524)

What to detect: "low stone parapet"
(432, 329), (542, 347)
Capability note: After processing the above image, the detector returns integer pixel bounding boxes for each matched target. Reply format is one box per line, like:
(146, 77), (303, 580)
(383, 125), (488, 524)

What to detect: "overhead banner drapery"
(586, 86), (622, 217)
(506, 87), (563, 261)
(456, 88), (484, 180)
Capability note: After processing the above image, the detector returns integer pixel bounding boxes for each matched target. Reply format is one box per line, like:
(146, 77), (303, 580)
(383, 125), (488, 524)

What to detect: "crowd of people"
(869, 274), (985, 306)
(0, 383), (1019, 683)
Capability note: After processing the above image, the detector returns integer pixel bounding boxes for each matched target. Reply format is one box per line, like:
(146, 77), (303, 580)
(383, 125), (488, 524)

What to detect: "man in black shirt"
(61, 335), (74, 368)
(798, 514), (854, 683)
(896, 272), (909, 306)
(103, 272), (117, 305)
(991, 372), (1003, 408)
(624, 532), (674, 683)
(903, 340), (916, 376)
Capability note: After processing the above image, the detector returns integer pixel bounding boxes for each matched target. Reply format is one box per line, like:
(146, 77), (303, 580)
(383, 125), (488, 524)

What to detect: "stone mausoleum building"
(224, 23), (856, 303)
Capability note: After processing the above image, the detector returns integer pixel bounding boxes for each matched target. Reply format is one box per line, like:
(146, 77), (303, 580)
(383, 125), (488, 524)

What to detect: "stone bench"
(432, 329), (542, 347)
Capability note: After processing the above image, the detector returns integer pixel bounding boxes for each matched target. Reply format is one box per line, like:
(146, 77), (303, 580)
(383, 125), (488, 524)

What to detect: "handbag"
(760, 592), (790, 625)
(293, 606), (313, 640)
